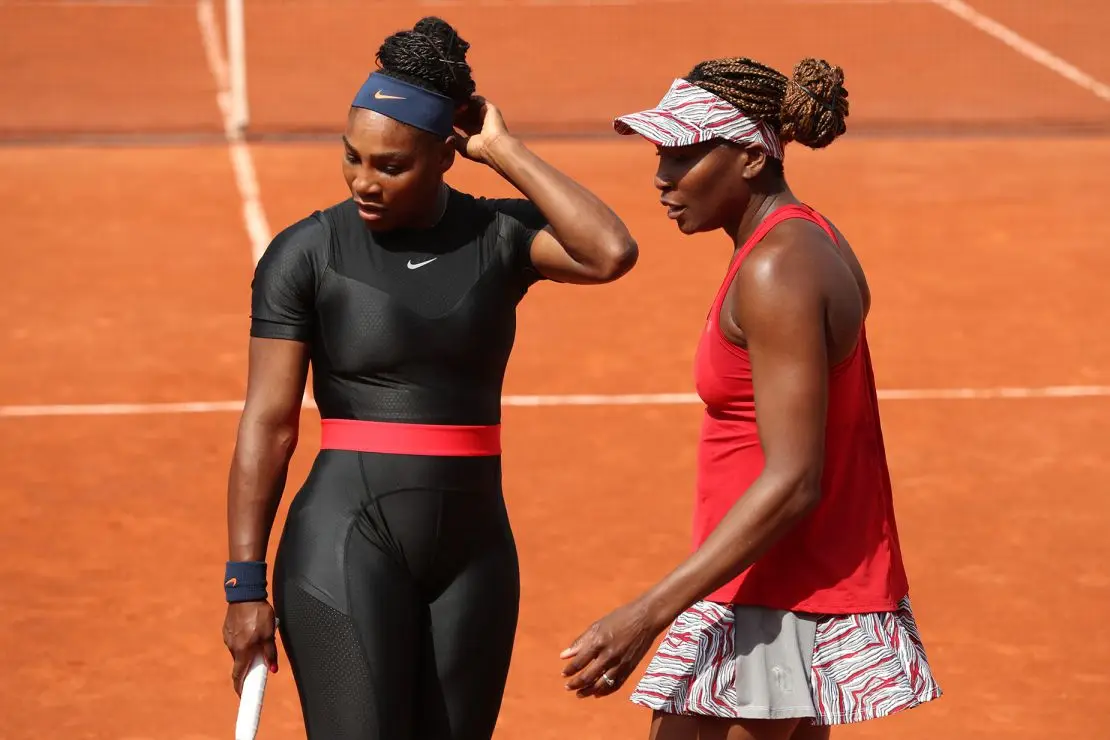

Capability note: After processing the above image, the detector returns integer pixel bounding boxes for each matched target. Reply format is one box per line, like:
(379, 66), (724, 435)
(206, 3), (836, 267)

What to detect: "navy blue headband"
(351, 71), (456, 138)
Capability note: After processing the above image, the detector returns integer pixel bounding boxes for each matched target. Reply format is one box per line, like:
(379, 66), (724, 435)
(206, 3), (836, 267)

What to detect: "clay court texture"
(1, 1), (1109, 738)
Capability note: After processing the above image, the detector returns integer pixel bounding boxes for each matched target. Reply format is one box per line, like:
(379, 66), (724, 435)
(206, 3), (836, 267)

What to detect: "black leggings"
(272, 450), (520, 739)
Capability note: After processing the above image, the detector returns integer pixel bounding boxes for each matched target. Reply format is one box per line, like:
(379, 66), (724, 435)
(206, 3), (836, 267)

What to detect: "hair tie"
(414, 31), (460, 82)
(791, 79), (841, 114)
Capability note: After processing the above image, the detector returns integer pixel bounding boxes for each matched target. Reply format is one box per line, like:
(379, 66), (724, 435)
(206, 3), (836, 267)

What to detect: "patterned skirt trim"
(629, 595), (942, 726)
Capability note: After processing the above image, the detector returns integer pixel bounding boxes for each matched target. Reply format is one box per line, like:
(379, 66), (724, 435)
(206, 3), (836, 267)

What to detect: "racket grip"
(235, 653), (269, 740)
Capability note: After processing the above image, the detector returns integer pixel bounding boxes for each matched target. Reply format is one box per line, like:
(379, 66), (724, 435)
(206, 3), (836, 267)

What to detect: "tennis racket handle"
(235, 653), (269, 740)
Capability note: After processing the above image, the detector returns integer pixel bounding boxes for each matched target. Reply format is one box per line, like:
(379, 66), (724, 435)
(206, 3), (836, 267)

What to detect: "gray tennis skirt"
(629, 595), (942, 725)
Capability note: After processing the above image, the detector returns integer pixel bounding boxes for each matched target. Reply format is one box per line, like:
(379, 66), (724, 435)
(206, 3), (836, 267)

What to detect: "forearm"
(483, 135), (636, 268)
(226, 417), (299, 562)
(641, 474), (820, 629)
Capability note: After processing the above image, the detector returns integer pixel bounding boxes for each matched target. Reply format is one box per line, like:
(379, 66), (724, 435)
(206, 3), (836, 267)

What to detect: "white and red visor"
(614, 78), (784, 160)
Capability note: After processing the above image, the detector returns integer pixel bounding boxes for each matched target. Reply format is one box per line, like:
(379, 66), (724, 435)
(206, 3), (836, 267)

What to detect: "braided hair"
(685, 57), (849, 152)
(375, 16), (476, 107)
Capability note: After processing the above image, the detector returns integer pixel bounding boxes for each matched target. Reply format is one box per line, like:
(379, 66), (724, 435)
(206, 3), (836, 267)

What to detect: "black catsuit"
(248, 189), (548, 739)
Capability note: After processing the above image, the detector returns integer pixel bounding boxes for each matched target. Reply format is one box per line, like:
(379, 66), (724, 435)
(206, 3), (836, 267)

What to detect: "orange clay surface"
(2, 2), (1110, 739)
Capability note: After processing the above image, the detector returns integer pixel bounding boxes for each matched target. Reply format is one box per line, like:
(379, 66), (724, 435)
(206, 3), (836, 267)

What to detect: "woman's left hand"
(453, 96), (510, 165)
(560, 597), (663, 698)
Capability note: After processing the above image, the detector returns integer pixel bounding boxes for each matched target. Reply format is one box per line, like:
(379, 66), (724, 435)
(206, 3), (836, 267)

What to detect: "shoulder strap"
(710, 204), (815, 309)
(798, 204), (839, 246)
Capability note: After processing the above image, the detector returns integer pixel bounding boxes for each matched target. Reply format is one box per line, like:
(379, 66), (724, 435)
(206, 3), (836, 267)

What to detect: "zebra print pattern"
(809, 597), (942, 724)
(629, 600), (742, 719)
(629, 596), (942, 725)
(614, 78), (785, 159)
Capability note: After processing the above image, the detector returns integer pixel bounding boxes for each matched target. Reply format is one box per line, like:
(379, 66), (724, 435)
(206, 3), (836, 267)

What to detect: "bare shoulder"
(735, 219), (847, 305)
(727, 217), (863, 361)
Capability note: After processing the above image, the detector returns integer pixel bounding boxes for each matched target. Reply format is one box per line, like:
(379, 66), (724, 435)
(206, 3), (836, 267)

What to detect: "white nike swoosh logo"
(407, 257), (437, 270)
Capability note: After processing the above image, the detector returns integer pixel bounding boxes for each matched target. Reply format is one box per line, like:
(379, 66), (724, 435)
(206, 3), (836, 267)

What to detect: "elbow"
(592, 234), (639, 283)
(787, 481), (822, 520)
(776, 472), (822, 523)
(271, 422), (300, 460)
(236, 409), (300, 462)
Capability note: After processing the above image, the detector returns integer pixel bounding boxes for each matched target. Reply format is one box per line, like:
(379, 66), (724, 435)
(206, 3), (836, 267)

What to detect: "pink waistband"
(320, 419), (501, 457)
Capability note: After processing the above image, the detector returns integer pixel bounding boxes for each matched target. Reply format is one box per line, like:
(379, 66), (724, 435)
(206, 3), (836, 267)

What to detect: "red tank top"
(692, 204), (909, 614)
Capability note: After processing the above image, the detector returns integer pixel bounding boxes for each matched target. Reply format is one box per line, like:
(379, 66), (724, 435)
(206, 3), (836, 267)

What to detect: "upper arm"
(486, 197), (635, 286)
(250, 216), (323, 342)
(734, 240), (829, 488)
(241, 337), (310, 431)
(242, 216), (321, 426)
(527, 228), (610, 285)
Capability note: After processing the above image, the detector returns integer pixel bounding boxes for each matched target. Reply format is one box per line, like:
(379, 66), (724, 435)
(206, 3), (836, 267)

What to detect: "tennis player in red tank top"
(559, 58), (942, 739)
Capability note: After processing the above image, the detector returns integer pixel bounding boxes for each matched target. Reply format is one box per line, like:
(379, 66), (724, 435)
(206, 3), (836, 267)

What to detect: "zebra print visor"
(614, 78), (784, 160)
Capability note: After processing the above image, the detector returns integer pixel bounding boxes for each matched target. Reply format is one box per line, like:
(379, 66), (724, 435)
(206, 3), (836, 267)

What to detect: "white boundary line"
(414, 0), (929, 5)
(224, 0), (249, 132)
(0, 0), (928, 5)
(931, 0), (1110, 103)
(196, 0), (271, 263)
(2, 385), (1109, 418)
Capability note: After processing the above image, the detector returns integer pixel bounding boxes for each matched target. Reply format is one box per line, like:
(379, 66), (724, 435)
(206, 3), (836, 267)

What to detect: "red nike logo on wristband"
(225, 577), (238, 587)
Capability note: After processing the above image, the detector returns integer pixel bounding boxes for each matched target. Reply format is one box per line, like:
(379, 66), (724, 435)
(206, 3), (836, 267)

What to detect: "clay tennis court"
(2, 0), (1108, 738)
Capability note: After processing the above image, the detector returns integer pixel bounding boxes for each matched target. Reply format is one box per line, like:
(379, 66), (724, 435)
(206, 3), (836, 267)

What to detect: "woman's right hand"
(223, 600), (279, 696)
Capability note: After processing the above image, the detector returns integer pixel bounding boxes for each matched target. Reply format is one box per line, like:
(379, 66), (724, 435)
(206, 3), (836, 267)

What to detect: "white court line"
(781, 0), (927, 4)
(931, 0), (1110, 103)
(5, 1), (158, 5)
(0, 1), (162, 5)
(2, 385), (1109, 418)
(196, 1), (315, 406)
(196, 0), (272, 263)
(415, 0), (926, 4)
(1, 0), (924, 4)
(0, 0), (900, 4)
(415, 0), (927, 5)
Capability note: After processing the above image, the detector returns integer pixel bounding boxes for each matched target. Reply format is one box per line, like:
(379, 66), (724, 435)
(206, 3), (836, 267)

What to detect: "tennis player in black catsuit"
(219, 16), (638, 740)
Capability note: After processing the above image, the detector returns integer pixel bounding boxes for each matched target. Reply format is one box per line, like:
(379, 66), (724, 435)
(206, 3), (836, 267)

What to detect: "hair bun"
(413, 16), (470, 57)
(375, 16), (476, 105)
(779, 58), (848, 149)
